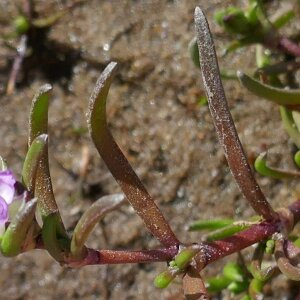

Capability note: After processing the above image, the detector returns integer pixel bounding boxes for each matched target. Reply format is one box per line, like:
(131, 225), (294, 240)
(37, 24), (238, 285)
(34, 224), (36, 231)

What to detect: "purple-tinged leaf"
(275, 237), (300, 281)
(87, 62), (179, 247)
(1, 199), (37, 257)
(194, 7), (276, 221)
(71, 194), (126, 259)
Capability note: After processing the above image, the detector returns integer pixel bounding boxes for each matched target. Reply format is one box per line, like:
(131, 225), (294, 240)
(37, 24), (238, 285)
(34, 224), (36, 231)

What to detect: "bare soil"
(0, 0), (299, 299)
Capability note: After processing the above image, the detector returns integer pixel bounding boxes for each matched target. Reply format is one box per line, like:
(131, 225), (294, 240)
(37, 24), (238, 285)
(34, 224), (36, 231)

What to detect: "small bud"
(14, 16), (30, 35)
(154, 269), (178, 289)
(265, 239), (275, 254)
(174, 247), (199, 270)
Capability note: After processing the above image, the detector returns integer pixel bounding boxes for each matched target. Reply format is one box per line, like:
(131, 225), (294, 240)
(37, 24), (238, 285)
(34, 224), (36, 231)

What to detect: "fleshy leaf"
(248, 243), (275, 281)
(203, 222), (252, 242)
(295, 151), (300, 168)
(249, 278), (264, 299)
(42, 212), (66, 263)
(254, 151), (300, 179)
(71, 194), (126, 259)
(280, 106), (300, 149)
(22, 134), (48, 193)
(272, 9), (295, 29)
(194, 7), (276, 221)
(227, 280), (249, 294)
(223, 262), (244, 283)
(87, 62), (179, 247)
(237, 71), (300, 105)
(1, 199), (37, 257)
(275, 238), (300, 281)
(174, 246), (200, 270)
(206, 276), (231, 293)
(154, 267), (180, 289)
(188, 218), (233, 231)
(28, 85), (59, 217)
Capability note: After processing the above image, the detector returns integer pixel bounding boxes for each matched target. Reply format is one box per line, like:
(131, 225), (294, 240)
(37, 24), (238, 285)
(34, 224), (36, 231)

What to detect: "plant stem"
(62, 199), (300, 267)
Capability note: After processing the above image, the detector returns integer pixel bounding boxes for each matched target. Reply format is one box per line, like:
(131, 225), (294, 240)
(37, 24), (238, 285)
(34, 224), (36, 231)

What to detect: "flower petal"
(0, 196), (8, 224)
(0, 170), (16, 205)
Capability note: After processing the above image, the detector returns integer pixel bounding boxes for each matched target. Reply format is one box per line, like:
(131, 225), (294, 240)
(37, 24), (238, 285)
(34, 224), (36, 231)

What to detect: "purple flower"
(0, 170), (17, 235)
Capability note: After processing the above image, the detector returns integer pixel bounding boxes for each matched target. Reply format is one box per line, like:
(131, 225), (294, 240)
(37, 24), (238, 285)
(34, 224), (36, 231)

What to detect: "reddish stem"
(68, 247), (178, 267)
(67, 199), (300, 267)
(200, 221), (279, 267)
(278, 37), (300, 57)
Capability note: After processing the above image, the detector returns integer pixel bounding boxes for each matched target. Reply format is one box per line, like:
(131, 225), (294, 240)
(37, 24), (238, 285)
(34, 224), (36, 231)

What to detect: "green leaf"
(22, 134), (48, 193)
(227, 279), (248, 294)
(248, 243), (275, 281)
(204, 222), (251, 242)
(174, 246), (199, 270)
(294, 238), (300, 248)
(154, 268), (180, 289)
(249, 278), (264, 299)
(189, 37), (200, 68)
(238, 71), (300, 105)
(223, 262), (245, 283)
(188, 218), (233, 231)
(254, 151), (300, 179)
(265, 239), (275, 254)
(29, 84), (51, 144)
(280, 106), (300, 149)
(29, 85), (59, 218)
(223, 36), (259, 55)
(206, 276), (231, 293)
(214, 7), (255, 35)
(1, 199), (37, 257)
(42, 213), (66, 263)
(294, 151), (300, 168)
(272, 9), (295, 29)
(71, 194), (125, 259)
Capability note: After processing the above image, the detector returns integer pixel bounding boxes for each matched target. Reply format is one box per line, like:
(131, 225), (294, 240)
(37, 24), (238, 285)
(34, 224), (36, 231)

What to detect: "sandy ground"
(0, 0), (299, 299)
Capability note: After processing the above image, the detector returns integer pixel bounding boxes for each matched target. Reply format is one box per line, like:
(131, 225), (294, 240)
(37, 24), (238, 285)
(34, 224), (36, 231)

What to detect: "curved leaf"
(29, 84), (59, 217)
(22, 134), (48, 193)
(204, 222), (251, 242)
(254, 151), (300, 179)
(71, 194), (126, 259)
(249, 243), (275, 281)
(280, 106), (300, 149)
(1, 199), (37, 256)
(237, 71), (300, 105)
(275, 238), (300, 281)
(87, 62), (179, 247)
(42, 212), (65, 263)
(188, 218), (233, 231)
(194, 7), (276, 221)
